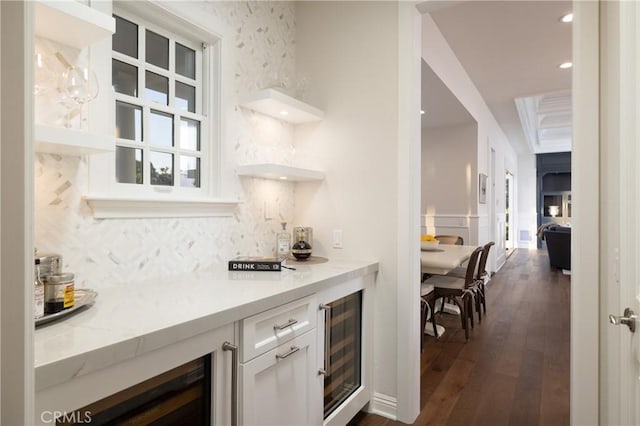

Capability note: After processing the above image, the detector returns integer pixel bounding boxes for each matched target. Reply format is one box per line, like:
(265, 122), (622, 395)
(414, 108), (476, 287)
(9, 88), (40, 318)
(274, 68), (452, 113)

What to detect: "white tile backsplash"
(34, 1), (299, 289)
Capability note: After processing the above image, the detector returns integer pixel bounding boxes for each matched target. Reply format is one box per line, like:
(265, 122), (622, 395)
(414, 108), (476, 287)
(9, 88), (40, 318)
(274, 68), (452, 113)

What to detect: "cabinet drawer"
(241, 295), (316, 362)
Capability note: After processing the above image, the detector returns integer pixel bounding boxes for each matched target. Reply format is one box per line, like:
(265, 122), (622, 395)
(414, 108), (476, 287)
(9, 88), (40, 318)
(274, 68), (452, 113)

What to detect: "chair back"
(476, 241), (495, 280)
(464, 247), (484, 289)
(435, 235), (464, 245)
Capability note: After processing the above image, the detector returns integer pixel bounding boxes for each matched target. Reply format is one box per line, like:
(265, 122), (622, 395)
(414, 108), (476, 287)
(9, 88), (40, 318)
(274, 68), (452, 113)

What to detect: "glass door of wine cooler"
(321, 291), (362, 419)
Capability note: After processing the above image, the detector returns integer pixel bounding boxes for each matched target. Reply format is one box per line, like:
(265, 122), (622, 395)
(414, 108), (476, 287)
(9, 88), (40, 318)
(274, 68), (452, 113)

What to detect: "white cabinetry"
(238, 295), (322, 425)
(240, 330), (321, 425)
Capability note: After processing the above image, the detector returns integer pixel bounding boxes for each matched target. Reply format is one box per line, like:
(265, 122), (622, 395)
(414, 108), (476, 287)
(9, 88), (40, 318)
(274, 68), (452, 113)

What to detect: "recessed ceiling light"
(420, 110), (425, 115)
(560, 13), (573, 23)
(279, 176), (288, 180)
(559, 62), (573, 69)
(280, 110), (289, 116)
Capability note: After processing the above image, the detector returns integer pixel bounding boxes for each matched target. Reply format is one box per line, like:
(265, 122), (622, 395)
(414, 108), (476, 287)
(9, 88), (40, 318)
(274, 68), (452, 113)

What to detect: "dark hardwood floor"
(350, 249), (570, 426)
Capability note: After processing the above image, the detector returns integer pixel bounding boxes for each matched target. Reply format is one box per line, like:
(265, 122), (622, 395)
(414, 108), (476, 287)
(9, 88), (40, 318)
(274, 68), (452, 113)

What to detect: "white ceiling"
(420, 0), (572, 155)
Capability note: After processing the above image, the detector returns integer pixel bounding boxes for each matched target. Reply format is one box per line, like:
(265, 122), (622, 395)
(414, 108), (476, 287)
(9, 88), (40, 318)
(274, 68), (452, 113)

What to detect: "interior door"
(601, 0), (640, 423)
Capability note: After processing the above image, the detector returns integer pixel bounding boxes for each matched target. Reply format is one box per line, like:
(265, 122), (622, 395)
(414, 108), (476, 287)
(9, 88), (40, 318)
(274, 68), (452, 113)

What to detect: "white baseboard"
(368, 392), (397, 420)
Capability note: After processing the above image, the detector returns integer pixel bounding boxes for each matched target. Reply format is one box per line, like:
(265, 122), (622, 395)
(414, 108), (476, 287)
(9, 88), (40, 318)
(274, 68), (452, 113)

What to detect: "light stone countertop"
(35, 258), (378, 392)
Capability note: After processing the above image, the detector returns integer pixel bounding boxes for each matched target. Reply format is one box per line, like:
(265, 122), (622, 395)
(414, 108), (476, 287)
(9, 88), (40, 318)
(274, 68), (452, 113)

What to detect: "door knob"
(609, 308), (637, 332)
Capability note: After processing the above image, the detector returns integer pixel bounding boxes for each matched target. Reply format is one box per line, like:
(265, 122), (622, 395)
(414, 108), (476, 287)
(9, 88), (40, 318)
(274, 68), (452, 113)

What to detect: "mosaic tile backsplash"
(34, 1), (300, 289)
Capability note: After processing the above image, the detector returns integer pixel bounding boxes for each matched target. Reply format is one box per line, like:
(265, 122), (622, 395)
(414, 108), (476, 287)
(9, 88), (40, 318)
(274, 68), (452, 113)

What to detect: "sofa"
(543, 225), (571, 270)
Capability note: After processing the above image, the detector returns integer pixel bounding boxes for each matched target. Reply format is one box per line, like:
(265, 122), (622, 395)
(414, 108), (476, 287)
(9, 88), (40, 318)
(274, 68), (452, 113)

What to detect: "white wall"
(422, 14), (518, 271)
(294, 2), (421, 421)
(422, 123), (478, 214)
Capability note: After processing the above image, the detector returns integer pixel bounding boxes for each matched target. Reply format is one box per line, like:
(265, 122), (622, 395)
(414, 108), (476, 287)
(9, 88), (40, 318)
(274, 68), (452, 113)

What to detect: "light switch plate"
(333, 229), (343, 249)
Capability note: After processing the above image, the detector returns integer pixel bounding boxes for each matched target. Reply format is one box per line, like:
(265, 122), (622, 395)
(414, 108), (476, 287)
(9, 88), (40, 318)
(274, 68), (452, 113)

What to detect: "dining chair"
(447, 241), (494, 321)
(420, 283), (439, 348)
(474, 241), (494, 315)
(435, 235), (464, 245)
(426, 246), (483, 341)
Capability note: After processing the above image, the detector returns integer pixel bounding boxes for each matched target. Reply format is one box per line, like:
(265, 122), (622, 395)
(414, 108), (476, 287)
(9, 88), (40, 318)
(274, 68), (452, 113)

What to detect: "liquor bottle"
(292, 227), (312, 260)
(34, 260), (45, 319)
(276, 222), (291, 257)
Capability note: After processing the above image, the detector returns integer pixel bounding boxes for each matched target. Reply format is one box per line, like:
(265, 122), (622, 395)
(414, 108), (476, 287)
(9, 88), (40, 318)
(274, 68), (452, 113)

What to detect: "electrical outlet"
(333, 229), (343, 249)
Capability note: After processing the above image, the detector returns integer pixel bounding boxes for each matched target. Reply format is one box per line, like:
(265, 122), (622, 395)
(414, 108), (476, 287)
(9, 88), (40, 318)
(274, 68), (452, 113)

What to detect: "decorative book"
(228, 256), (286, 271)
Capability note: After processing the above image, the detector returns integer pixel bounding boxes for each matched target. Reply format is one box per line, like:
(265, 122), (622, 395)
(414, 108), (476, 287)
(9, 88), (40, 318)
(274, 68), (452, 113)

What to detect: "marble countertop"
(35, 258), (378, 392)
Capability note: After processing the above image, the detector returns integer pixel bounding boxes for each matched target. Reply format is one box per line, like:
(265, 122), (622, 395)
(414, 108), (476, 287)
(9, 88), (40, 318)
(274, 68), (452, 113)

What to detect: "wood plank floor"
(349, 249), (570, 426)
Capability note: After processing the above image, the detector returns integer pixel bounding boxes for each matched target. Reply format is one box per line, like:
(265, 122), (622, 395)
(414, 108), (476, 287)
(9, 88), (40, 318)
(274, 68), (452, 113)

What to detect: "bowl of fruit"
(420, 234), (440, 251)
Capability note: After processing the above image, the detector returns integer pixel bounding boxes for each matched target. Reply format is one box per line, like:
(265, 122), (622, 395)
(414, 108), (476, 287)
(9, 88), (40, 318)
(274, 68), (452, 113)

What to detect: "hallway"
(352, 249), (570, 425)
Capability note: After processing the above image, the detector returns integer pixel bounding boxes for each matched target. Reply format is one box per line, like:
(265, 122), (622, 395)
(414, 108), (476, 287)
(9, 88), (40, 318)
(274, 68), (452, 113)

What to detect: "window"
(86, 3), (236, 218)
(112, 11), (207, 194)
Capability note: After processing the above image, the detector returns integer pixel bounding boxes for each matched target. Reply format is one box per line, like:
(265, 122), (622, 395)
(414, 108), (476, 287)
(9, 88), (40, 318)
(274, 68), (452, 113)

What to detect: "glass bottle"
(292, 227), (312, 260)
(34, 260), (45, 319)
(276, 222), (291, 257)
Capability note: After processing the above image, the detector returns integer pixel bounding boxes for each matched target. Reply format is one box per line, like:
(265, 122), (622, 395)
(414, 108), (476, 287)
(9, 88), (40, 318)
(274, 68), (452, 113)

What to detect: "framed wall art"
(479, 173), (488, 204)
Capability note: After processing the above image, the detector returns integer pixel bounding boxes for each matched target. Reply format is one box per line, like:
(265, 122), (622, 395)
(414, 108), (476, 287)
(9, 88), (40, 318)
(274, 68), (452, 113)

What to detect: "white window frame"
(85, 0), (238, 218)
(112, 10), (206, 196)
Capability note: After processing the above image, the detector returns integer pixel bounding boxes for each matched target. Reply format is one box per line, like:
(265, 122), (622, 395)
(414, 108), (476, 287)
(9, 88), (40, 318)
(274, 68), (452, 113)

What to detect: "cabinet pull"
(273, 318), (298, 331)
(276, 345), (300, 360)
(222, 342), (238, 426)
(319, 304), (332, 376)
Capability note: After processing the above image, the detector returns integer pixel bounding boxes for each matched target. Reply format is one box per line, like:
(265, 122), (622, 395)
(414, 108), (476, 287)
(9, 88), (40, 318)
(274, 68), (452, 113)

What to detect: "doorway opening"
(505, 170), (515, 258)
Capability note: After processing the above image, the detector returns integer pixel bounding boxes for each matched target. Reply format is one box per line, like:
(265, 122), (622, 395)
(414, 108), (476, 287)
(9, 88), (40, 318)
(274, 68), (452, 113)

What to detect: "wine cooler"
(57, 355), (211, 425)
(320, 291), (363, 419)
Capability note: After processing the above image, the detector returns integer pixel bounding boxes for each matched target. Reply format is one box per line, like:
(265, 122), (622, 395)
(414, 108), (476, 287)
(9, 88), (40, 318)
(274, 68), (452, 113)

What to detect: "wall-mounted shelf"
(35, 125), (114, 156)
(35, 1), (115, 49)
(237, 164), (325, 182)
(239, 88), (324, 124)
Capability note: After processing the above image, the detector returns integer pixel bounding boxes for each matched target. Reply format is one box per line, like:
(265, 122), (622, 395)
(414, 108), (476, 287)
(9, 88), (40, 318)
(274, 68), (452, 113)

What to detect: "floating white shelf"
(83, 196), (240, 219)
(35, 124), (114, 156)
(239, 88), (324, 124)
(237, 164), (325, 182)
(35, 1), (115, 49)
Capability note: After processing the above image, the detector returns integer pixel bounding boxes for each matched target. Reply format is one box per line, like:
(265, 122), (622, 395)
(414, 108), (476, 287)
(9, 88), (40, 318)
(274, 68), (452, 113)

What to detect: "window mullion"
(172, 113), (178, 189)
(142, 104), (151, 185)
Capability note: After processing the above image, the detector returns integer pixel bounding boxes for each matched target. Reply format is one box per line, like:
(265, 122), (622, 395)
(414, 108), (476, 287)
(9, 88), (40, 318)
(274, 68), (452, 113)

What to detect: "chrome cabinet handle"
(273, 318), (298, 331)
(319, 304), (332, 376)
(222, 342), (238, 426)
(276, 346), (300, 360)
(609, 308), (638, 332)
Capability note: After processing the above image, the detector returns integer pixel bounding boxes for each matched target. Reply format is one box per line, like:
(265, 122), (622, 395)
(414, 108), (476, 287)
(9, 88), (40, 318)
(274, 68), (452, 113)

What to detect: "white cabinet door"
(239, 330), (322, 426)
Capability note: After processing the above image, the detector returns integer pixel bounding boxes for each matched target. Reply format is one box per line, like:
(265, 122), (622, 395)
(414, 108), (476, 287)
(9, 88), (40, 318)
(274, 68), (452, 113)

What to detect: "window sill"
(83, 195), (241, 219)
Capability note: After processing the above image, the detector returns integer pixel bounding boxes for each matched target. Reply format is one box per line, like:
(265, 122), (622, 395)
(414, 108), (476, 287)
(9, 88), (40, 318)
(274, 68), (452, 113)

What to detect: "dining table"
(421, 244), (478, 275)
(421, 244), (478, 337)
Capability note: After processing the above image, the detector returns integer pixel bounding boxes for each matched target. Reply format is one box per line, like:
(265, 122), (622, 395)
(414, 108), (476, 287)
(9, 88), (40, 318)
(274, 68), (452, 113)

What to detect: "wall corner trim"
(369, 392), (398, 420)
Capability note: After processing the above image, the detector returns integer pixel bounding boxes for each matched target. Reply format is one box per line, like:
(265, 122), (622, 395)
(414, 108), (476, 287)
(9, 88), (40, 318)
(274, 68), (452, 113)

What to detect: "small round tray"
(285, 256), (329, 265)
(35, 289), (97, 327)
